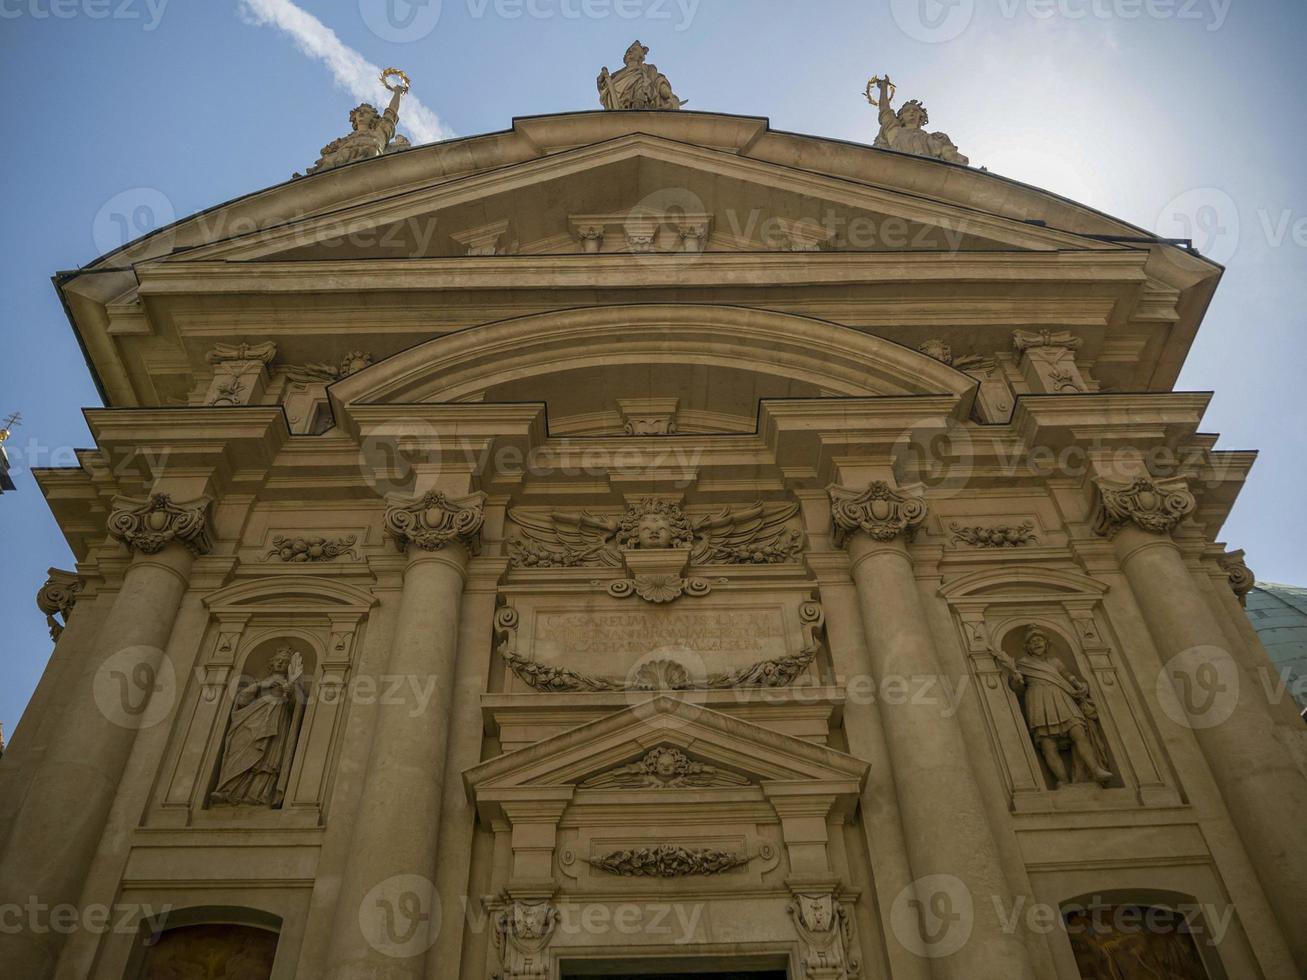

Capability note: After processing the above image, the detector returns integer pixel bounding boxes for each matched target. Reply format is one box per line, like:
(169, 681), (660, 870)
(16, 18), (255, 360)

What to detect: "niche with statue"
(207, 639), (316, 810)
(997, 625), (1116, 790)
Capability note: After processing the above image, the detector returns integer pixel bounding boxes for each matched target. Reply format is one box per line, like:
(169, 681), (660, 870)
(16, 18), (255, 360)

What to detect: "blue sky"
(1, 0), (1304, 732)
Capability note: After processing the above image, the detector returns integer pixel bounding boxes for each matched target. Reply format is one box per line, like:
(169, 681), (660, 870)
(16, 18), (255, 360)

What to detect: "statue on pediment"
(598, 41), (686, 111)
(300, 69), (410, 177)
(866, 75), (969, 166)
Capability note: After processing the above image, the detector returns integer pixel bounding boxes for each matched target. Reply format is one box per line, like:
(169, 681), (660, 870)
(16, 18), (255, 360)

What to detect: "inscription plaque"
(533, 605), (789, 661)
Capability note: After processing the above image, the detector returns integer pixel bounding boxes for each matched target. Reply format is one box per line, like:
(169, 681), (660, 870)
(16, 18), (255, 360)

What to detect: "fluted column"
(0, 493), (209, 978)
(828, 482), (1036, 979)
(324, 491), (485, 980)
(1096, 477), (1307, 974)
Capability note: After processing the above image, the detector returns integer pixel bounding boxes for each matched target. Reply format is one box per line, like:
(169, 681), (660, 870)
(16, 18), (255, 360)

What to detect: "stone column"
(324, 491), (485, 980)
(828, 482), (1036, 980)
(1095, 477), (1307, 974)
(0, 493), (209, 978)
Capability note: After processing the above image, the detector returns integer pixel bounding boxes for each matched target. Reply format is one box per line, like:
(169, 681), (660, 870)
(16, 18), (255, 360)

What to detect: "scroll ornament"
(1092, 477), (1195, 538)
(507, 498), (803, 569)
(108, 493), (213, 555)
(492, 899), (557, 980)
(829, 482), (927, 546)
(384, 491), (485, 554)
(1219, 550), (1256, 606)
(36, 568), (82, 641)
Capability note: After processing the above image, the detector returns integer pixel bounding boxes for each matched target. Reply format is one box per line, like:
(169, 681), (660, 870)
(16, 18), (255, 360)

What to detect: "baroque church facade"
(3, 48), (1306, 980)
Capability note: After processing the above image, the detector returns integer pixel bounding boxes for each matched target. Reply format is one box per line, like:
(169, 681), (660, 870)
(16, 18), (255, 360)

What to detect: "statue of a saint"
(210, 647), (308, 808)
(1003, 626), (1113, 788)
(598, 41), (685, 111)
(301, 70), (410, 176)
(867, 76), (969, 166)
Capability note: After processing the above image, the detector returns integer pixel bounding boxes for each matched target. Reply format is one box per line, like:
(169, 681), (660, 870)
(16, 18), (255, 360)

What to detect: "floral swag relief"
(210, 646), (310, 808)
(494, 601), (825, 692)
(581, 747), (750, 789)
(588, 844), (748, 877)
(507, 498), (803, 568)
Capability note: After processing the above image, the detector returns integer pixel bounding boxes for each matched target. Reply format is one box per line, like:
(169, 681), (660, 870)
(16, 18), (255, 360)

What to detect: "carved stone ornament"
(597, 40), (685, 111)
(1092, 477), (1195, 538)
(916, 339), (988, 372)
(508, 498), (803, 569)
(36, 568), (82, 641)
(495, 600), (823, 692)
(1012, 329), (1084, 357)
(264, 534), (360, 563)
(589, 844), (748, 877)
(829, 482), (927, 546)
(1220, 550), (1256, 606)
(949, 521), (1038, 548)
(606, 574), (717, 603)
(581, 746), (750, 789)
(108, 493), (213, 555)
(867, 74), (967, 166)
(492, 899), (558, 980)
(384, 490), (486, 554)
(789, 891), (859, 979)
(203, 341), (277, 407)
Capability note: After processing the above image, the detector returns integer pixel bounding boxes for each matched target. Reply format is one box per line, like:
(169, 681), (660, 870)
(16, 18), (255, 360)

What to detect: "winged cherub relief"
(507, 498), (803, 569)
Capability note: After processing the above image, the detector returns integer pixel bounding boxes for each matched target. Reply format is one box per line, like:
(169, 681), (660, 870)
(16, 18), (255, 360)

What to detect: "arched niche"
(1058, 889), (1228, 980)
(126, 906), (282, 980)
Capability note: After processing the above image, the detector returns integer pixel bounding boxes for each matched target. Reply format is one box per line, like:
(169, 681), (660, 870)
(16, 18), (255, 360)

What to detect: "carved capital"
(383, 490), (485, 554)
(828, 481), (927, 546)
(1219, 550), (1256, 606)
(788, 889), (858, 979)
(36, 568), (82, 641)
(108, 493), (212, 555)
(1091, 477), (1195, 538)
(493, 900), (558, 980)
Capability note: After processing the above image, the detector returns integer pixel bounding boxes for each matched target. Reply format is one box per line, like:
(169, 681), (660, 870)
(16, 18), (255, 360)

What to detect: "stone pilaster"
(1094, 476), (1307, 975)
(201, 341), (276, 406)
(323, 491), (485, 980)
(828, 481), (1036, 979)
(0, 495), (209, 978)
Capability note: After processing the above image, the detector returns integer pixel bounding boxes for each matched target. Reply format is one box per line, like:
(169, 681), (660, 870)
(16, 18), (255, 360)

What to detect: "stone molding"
(383, 490), (486, 554)
(828, 481), (927, 546)
(1091, 477), (1195, 538)
(108, 493), (213, 555)
(36, 568), (82, 641)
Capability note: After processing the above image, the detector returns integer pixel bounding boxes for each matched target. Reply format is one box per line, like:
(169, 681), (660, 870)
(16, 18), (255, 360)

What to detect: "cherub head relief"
(616, 498), (694, 550)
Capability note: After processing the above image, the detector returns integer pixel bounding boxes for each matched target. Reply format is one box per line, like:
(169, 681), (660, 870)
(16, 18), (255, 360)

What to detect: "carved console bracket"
(36, 568), (83, 641)
(788, 886), (860, 979)
(202, 341), (277, 406)
(1012, 329), (1089, 393)
(1219, 549), (1256, 606)
(492, 898), (558, 980)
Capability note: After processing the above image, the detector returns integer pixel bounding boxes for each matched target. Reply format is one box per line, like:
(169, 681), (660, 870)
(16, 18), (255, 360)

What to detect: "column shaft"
(848, 536), (1035, 980)
(325, 548), (468, 980)
(1115, 527), (1307, 973)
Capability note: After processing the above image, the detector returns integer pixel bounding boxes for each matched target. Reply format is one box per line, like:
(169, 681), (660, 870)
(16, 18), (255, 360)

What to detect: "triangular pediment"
(463, 696), (868, 809)
(158, 133), (1124, 265)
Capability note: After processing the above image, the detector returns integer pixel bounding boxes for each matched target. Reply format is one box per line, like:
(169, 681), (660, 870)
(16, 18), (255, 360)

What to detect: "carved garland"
(108, 493), (213, 555)
(589, 844), (748, 877)
(264, 535), (360, 562)
(949, 521), (1038, 548)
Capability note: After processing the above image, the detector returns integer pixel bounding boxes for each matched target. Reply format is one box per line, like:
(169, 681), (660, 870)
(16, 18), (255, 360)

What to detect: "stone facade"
(1, 103), (1305, 980)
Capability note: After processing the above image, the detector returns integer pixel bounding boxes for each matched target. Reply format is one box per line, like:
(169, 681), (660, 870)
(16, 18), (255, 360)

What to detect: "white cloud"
(238, 0), (452, 144)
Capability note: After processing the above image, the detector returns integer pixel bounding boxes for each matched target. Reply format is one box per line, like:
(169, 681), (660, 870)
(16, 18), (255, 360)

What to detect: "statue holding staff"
(866, 74), (969, 165)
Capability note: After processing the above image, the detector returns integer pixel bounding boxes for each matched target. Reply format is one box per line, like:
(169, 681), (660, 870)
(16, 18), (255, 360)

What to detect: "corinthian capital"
(108, 493), (213, 555)
(384, 490), (486, 554)
(1091, 477), (1195, 538)
(828, 481), (927, 547)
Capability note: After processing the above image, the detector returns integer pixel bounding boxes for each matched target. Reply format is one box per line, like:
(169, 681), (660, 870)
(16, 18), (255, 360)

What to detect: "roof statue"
(865, 74), (969, 166)
(297, 68), (412, 178)
(598, 41), (686, 111)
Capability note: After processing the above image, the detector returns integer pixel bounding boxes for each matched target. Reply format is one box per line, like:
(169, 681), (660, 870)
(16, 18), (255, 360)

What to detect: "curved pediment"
(331, 304), (976, 430)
